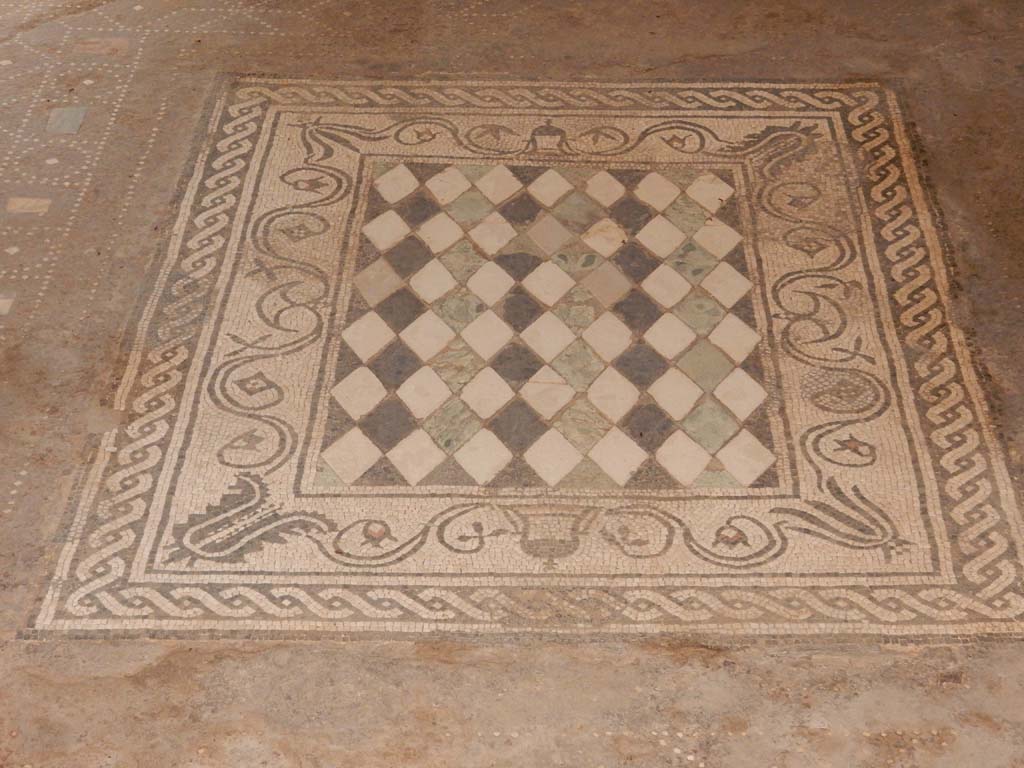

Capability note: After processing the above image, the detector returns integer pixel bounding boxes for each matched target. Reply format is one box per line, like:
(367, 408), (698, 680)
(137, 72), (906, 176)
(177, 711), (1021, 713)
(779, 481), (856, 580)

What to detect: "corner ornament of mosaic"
(34, 80), (1024, 639)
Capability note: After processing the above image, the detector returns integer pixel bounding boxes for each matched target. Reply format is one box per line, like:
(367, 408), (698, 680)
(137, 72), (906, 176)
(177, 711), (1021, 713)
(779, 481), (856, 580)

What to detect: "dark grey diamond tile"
(608, 168), (648, 187)
(405, 161), (448, 183)
(375, 287), (426, 332)
(622, 401), (674, 451)
(494, 251), (542, 281)
(490, 342), (544, 388)
(613, 289), (661, 334)
(614, 342), (669, 388)
(368, 339), (421, 388)
(497, 287), (544, 332)
(508, 165), (547, 185)
(353, 455), (406, 486)
(624, 457), (678, 489)
(421, 455), (477, 486)
(613, 243), (660, 283)
(488, 456), (546, 488)
(358, 397), (418, 452)
(499, 193), (543, 226)
(385, 236), (433, 278)
(394, 189), (441, 228)
(488, 398), (547, 453)
(609, 195), (654, 234)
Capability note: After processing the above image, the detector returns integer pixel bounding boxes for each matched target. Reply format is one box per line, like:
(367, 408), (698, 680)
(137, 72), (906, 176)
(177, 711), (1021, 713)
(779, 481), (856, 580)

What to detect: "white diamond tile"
(520, 365), (574, 419)
(399, 310), (456, 361)
(468, 211), (517, 255)
(331, 367), (386, 420)
(466, 261), (515, 305)
(396, 367), (451, 418)
(685, 172), (734, 213)
(641, 263), (692, 307)
(585, 170), (626, 207)
(474, 165), (522, 204)
(527, 169), (574, 207)
(521, 261), (575, 306)
(708, 313), (760, 363)
(322, 428), (382, 484)
(425, 166), (472, 205)
(373, 163), (418, 203)
(461, 310), (514, 359)
(362, 210), (410, 251)
(409, 259), (457, 303)
(581, 312), (632, 362)
(581, 218), (628, 257)
(527, 213), (574, 255)
(716, 428), (775, 486)
(700, 261), (751, 308)
(524, 429), (583, 486)
(521, 311), (575, 362)
(581, 261), (631, 307)
(692, 217), (742, 257)
(635, 215), (686, 258)
(587, 368), (639, 423)
(460, 367), (515, 418)
(643, 313), (697, 359)
(655, 430), (711, 484)
(634, 172), (681, 211)
(648, 368), (703, 420)
(341, 310), (395, 362)
(353, 259), (401, 306)
(454, 428), (513, 483)
(588, 427), (647, 486)
(713, 368), (767, 421)
(387, 429), (446, 485)
(417, 212), (463, 254)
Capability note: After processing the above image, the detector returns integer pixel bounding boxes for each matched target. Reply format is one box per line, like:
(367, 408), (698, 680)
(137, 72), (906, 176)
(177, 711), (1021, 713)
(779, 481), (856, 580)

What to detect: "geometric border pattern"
(32, 79), (1024, 637)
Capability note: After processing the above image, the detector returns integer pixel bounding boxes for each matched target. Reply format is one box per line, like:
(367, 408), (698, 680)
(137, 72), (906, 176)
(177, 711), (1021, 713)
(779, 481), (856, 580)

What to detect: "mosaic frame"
(32, 78), (1024, 637)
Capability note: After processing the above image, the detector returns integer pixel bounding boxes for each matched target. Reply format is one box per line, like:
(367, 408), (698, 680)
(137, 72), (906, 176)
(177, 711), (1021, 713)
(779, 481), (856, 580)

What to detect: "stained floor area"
(2, 1), (1024, 765)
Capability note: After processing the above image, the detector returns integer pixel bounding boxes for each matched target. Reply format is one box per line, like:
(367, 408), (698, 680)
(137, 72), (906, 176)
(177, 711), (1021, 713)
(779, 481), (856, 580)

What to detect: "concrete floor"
(2, 0), (1024, 765)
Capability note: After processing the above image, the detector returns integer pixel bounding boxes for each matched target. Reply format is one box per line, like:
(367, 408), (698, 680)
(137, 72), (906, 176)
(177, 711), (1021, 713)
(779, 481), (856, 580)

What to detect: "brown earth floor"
(1, 1), (1024, 765)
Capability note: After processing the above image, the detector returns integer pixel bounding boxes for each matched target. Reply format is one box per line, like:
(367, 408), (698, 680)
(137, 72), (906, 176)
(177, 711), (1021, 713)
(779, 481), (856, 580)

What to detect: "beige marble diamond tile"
(524, 429), (583, 486)
(474, 165), (522, 204)
(643, 313), (697, 359)
(635, 215), (686, 258)
(322, 428), (382, 483)
(521, 261), (575, 306)
(425, 166), (472, 205)
(460, 366), (514, 418)
(716, 428), (775, 486)
(362, 209), (410, 251)
(521, 311), (575, 362)
(466, 261), (515, 306)
(634, 172), (681, 211)
(691, 217), (742, 257)
(648, 368), (703, 420)
(581, 311), (632, 362)
(454, 428), (513, 483)
(417, 212), (464, 254)
(353, 259), (402, 306)
(400, 310), (456, 361)
(461, 310), (514, 359)
(708, 313), (760, 363)
(641, 263), (692, 308)
(685, 172), (734, 213)
(387, 429), (446, 484)
(527, 213), (574, 255)
(584, 170), (625, 207)
(581, 218), (628, 257)
(588, 427), (647, 486)
(656, 430), (712, 484)
(468, 211), (517, 255)
(396, 367), (452, 418)
(373, 163), (419, 203)
(527, 169), (574, 207)
(520, 365), (574, 419)
(700, 261), (751, 308)
(331, 367), (386, 420)
(409, 258), (457, 303)
(587, 367), (639, 423)
(581, 262), (632, 308)
(341, 311), (395, 362)
(713, 367), (767, 420)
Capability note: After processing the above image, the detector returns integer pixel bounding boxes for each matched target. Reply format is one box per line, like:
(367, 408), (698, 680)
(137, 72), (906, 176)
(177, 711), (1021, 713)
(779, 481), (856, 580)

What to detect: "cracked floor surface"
(2, 0), (1024, 764)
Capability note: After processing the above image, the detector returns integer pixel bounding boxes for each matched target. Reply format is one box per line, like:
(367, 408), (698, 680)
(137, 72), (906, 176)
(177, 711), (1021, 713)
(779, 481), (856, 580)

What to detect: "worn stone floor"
(2, 0), (1024, 765)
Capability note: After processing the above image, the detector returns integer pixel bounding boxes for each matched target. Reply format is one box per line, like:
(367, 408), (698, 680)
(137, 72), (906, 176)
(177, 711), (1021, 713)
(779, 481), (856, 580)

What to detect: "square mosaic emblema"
(35, 78), (1024, 638)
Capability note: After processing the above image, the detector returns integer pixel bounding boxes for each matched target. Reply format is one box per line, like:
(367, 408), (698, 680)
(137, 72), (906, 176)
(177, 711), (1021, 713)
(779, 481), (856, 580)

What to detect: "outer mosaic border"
(31, 79), (1024, 637)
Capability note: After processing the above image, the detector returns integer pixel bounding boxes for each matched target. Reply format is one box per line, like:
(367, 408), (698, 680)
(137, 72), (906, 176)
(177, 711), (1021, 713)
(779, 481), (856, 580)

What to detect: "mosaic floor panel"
(35, 79), (1024, 637)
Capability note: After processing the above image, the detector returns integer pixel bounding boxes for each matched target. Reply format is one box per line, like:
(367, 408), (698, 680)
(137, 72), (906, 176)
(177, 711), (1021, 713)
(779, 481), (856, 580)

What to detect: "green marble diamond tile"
(668, 240), (720, 284)
(676, 338), (736, 390)
(446, 187), (493, 228)
(672, 287), (727, 335)
(552, 283), (603, 333)
(430, 337), (485, 392)
(551, 338), (606, 391)
(554, 398), (612, 452)
(423, 397), (482, 454)
(552, 190), (606, 234)
(436, 287), (486, 331)
(681, 397), (740, 453)
(662, 194), (708, 236)
(440, 240), (487, 283)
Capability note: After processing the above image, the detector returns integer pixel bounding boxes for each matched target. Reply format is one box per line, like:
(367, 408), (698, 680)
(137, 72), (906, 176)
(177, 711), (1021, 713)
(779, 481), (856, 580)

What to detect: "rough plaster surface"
(1, 1), (1024, 764)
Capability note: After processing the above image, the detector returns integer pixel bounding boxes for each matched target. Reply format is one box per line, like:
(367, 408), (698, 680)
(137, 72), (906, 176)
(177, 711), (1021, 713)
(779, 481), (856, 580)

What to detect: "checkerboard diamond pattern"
(322, 160), (774, 489)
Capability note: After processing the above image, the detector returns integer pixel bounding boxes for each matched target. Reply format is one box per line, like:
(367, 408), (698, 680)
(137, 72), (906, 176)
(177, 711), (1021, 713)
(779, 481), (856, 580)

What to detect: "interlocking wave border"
(33, 80), (1024, 635)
